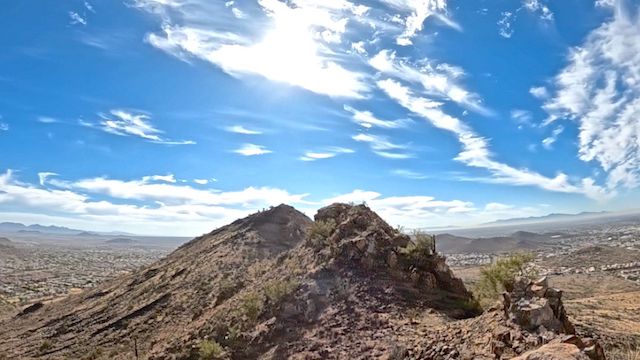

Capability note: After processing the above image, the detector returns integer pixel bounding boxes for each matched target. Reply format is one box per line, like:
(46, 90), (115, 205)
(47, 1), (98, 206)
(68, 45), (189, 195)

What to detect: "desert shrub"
(264, 279), (299, 304)
(217, 277), (243, 303)
(198, 340), (226, 360)
(307, 219), (336, 249)
(474, 253), (536, 308)
(400, 230), (436, 264)
(39, 340), (53, 353)
(239, 292), (263, 323)
(607, 342), (640, 360)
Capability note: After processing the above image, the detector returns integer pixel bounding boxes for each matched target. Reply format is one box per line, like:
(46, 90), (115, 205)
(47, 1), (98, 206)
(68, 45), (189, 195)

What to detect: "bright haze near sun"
(1, 0), (639, 236)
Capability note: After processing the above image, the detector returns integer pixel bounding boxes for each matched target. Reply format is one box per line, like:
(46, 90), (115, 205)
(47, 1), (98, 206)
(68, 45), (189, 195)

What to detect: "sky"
(1, 0), (640, 236)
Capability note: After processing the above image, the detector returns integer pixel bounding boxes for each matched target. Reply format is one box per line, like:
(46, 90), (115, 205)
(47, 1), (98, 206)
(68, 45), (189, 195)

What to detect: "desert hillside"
(0, 204), (608, 359)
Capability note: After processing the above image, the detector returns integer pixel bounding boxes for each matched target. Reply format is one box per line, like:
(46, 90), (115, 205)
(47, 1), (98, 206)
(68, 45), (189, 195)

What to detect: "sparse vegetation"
(239, 292), (263, 323)
(217, 276), (243, 303)
(307, 219), (336, 249)
(38, 340), (53, 354)
(198, 340), (226, 360)
(474, 253), (536, 308)
(400, 230), (436, 265)
(264, 278), (299, 304)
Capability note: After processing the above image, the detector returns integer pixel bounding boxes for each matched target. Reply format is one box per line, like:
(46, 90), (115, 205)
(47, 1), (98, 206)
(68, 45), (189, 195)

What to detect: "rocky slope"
(0, 204), (606, 359)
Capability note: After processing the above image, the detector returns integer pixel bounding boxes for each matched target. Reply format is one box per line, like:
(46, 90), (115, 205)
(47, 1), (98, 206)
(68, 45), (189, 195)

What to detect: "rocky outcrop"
(504, 276), (575, 334)
(495, 276), (606, 360)
(313, 203), (472, 299)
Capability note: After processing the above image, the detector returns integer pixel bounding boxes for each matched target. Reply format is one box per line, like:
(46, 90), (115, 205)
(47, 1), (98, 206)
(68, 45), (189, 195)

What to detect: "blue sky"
(1, 0), (639, 235)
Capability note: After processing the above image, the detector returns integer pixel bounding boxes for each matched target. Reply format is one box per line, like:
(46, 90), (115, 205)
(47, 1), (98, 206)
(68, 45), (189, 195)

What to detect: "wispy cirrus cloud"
(498, 0), (554, 38)
(82, 109), (195, 145)
(300, 147), (353, 161)
(224, 125), (262, 135)
(37, 116), (59, 124)
(343, 105), (410, 129)
(69, 11), (87, 26)
(379, 0), (460, 46)
(542, 4), (640, 190)
(143, 1), (370, 98)
(542, 125), (564, 150)
(370, 50), (491, 115)
(233, 143), (271, 156)
(391, 169), (429, 179)
(352, 133), (413, 159)
(377, 78), (611, 200)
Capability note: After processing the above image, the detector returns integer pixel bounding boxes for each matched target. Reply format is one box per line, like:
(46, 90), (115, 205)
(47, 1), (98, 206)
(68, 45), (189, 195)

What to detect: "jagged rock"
(504, 277), (574, 334)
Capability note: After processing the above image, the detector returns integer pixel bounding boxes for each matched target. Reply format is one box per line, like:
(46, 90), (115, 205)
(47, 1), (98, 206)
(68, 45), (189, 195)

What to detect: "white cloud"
(0, 122), (8, 131)
(377, 78), (611, 200)
(543, 5), (640, 190)
(84, 1), (95, 13)
(233, 143), (272, 156)
(193, 179), (209, 185)
(498, 1), (553, 38)
(542, 125), (564, 150)
(83, 109), (195, 145)
(530, 86), (549, 99)
(343, 105), (410, 129)
(225, 125), (262, 135)
(38, 172), (58, 186)
(37, 116), (59, 124)
(351, 41), (367, 54)
(69, 11), (87, 26)
(300, 147), (353, 161)
(321, 189), (475, 227)
(231, 7), (246, 19)
(379, 0), (459, 46)
(595, 0), (615, 8)
(522, 0), (553, 21)
(497, 11), (514, 38)
(142, 174), (177, 183)
(511, 109), (534, 128)
(370, 50), (490, 115)
(352, 133), (413, 159)
(0, 170), (309, 236)
(484, 202), (514, 211)
(144, 1), (370, 98)
(391, 169), (428, 179)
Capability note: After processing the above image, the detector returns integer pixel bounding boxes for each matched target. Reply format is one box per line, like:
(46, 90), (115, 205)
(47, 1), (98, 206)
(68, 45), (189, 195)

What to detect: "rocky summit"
(0, 203), (607, 359)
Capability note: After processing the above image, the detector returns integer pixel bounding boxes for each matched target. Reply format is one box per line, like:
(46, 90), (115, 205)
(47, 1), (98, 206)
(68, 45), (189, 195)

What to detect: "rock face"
(314, 203), (472, 299)
(504, 276), (575, 334)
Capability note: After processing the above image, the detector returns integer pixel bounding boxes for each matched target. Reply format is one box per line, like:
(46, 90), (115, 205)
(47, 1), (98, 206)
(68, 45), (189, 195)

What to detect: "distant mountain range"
(485, 211), (611, 226)
(0, 222), (134, 236)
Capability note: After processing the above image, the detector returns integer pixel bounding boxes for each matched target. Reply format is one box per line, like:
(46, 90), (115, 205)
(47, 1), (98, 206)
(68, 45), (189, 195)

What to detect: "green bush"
(307, 219), (336, 249)
(474, 253), (536, 308)
(239, 292), (263, 323)
(198, 340), (226, 360)
(264, 279), (299, 305)
(400, 230), (436, 264)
